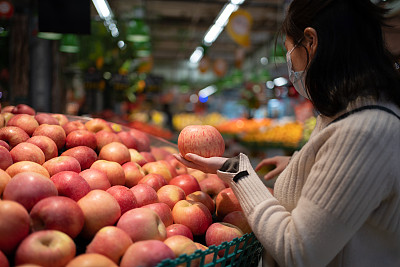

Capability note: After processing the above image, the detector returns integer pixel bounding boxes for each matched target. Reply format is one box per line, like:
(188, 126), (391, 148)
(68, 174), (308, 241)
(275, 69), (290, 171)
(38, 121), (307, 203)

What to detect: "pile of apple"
(0, 104), (251, 267)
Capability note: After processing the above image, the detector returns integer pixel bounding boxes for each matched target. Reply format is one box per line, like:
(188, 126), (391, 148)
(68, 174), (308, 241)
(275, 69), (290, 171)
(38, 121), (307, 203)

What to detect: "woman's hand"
(173, 153), (229, 174)
(255, 156), (291, 180)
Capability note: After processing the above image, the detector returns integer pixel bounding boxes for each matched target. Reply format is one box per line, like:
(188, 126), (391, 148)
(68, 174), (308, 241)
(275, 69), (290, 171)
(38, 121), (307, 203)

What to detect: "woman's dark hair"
(279, 0), (400, 116)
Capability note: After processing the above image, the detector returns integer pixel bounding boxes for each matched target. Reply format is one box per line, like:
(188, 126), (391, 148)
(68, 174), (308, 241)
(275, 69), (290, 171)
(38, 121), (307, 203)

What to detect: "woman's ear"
(304, 27), (318, 57)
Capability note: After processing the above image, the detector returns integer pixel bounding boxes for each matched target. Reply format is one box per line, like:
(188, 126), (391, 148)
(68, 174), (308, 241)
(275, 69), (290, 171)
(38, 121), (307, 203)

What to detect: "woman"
(175, 0), (400, 266)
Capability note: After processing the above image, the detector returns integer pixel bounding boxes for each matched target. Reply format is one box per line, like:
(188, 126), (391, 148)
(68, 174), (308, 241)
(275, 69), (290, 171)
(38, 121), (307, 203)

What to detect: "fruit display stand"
(0, 109), (262, 267)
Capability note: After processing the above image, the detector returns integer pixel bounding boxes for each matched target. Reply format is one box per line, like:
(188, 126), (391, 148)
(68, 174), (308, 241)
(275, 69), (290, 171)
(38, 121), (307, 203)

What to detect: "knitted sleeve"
(217, 112), (397, 266)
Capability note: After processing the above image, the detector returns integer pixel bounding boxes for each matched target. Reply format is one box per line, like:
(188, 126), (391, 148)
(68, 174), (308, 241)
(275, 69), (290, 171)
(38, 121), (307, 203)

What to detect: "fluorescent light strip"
(92, 0), (120, 38)
(189, 46), (204, 64)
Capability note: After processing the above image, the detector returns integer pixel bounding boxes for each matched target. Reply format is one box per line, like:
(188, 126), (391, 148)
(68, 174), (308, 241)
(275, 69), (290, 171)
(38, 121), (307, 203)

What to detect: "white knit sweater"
(217, 100), (400, 267)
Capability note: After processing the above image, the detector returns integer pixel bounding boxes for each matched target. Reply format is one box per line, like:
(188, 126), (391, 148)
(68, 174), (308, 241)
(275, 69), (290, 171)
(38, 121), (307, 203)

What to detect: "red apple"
(95, 130), (122, 151)
(11, 104), (35, 115)
(128, 148), (147, 166)
(0, 140), (10, 150)
(169, 174), (201, 196)
(172, 200), (213, 236)
(61, 146), (98, 170)
(66, 253), (118, 267)
(0, 146), (13, 170)
(6, 114), (39, 135)
(79, 169), (111, 190)
(0, 200), (30, 255)
(186, 190), (215, 215)
(0, 250), (9, 267)
(159, 159), (178, 178)
(116, 207), (167, 242)
(10, 142), (45, 164)
(188, 168), (208, 183)
(163, 235), (198, 261)
(2, 112), (14, 125)
(140, 151), (156, 163)
(90, 160), (125, 186)
(27, 136), (58, 161)
(138, 173), (168, 191)
(194, 242), (220, 266)
(106, 185), (137, 215)
(62, 120), (85, 136)
(85, 118), (113, 133)
(205, 222), (244, 257)
(178, 125), (225, 160)
(51, 114), (69, 126)
(120, 240), (175, 267)
(122, 162), (145, 188)
(215, 187), (242, 220)
(129, 128), (151, 152)
(0, 126), (30, 148)
(0, 169), (11, 196)
(223, 211), (252, 234)
(156, 184), (186, 210)
(35, 113), (60, 125)
(130, 184), (159, 207)
(32, 124), (66, 150)
(0, 114), (4, 129)
(43, 156), (81, 176)
(165, 154), (188, 175)
(3, 172), (58, 211)
(30, 196), (85, 238)
(50, 171), (91, 201)
(6, 161), (50, 178)
(117, 131), (138, 149)
(15, 230), (76, 267)
(77, 190), (121, 239)
(199, 174), (227, 199)
(150, 146), (172, 161)
(142, 161), (173, 183)
(99, 142), (130, 165)
(86, 226), (133, 264)
(142, 202), (173, 227)
(166, 223), (193, 240)
(65, 130), (97, 150)
(1, 105), (14, 113)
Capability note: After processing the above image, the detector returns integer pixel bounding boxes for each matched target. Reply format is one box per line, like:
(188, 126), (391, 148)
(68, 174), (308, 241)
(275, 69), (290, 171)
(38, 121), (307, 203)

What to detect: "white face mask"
(286, 47), (310, 100)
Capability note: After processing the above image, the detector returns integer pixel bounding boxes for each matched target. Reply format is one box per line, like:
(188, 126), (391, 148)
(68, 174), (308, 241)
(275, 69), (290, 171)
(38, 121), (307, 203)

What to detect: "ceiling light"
(92, 0), (112, 20)
(231, 0), (245, 4)
(215, 3), (239, 27)
(199, 85), (217, 98)
(203, 24), (224, 45)
(189, 46), (204, 64)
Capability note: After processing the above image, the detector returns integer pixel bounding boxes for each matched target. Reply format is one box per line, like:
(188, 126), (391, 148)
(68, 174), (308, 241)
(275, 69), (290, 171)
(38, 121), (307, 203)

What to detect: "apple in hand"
(77, 190), (121, 239)
(0, 126), (30, 148)
(120, 240), (175, 267)
(138, 173), (168, 191)
(186, 190), (215, 215)
(50, 171), (91, 201)
(178, 125), (225, 159)
(223, 211), (252, 234)
(99, 142), (131, 165)
(62, 120), (85, 136)
(90, 160), (125, 186)
(51, 114), (69, 126)
(35, 113), (60, 125)
(30, 196), (85, 238)
(122, 162), (145, 188)
(6, 161), (50, 178)
(172, 200), (213, 236)
(61, 146), (98, 170)
(3, 172), (58, 211)
(65, 130), (97, 150)
(10, 142), (45, 164)
(106, 185), (137, 215)
(66, 253), (118, 267)
(11, 104), (35, 115)
(27, 136), (58, 161)
(142, 202), (174, 227)
(0, 200), (30, 255)
(205, 222), (244, 257)
(32, 124), (66, 150)
(157, 184), (186, 210)
(6, 114), (39, 135)
(130, 184), (159, 207)
(215, 187), (242, 220)
(0, 169), (11, 196)
(43, 156), (81, 176)
(15, 230), (76, 267)
(80, 169), (111, 190)
(169, 174), (201, 196)
(116, 207), (167, 242)
(0, 146), (13, 170)
(86, 226), (133, 264)
(166, 223), (193, 240)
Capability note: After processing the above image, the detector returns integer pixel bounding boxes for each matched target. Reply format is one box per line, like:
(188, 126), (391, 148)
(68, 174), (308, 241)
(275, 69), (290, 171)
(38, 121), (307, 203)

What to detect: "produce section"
(0, 104), (263, 267)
